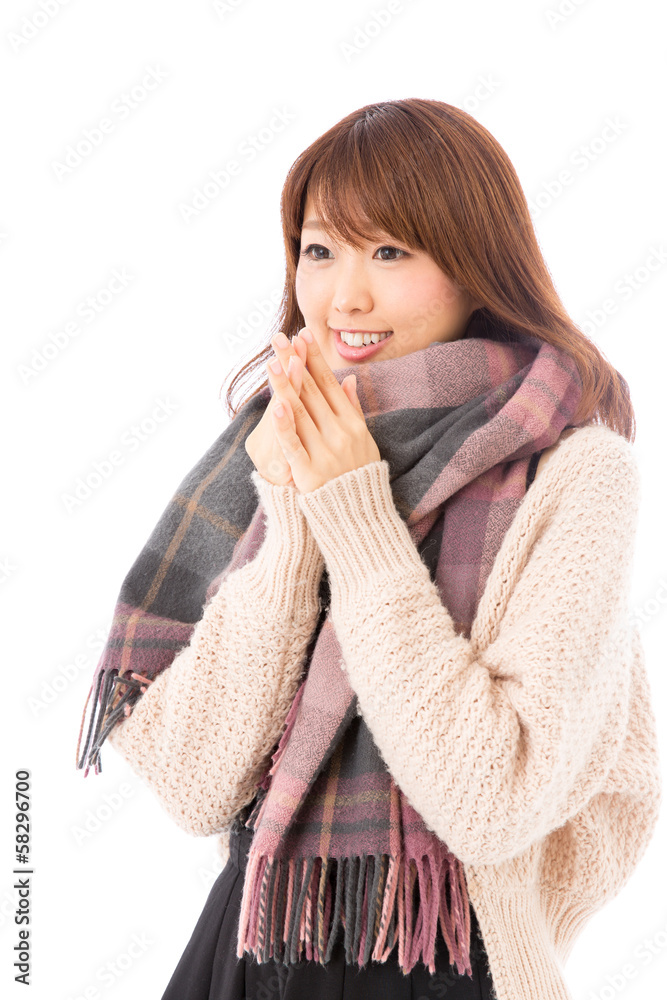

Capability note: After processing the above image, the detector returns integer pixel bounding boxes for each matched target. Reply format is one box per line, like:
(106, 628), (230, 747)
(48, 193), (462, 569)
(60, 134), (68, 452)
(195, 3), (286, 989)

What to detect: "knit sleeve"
(296, 433), (642, 868)
(107, 470), (325, 838)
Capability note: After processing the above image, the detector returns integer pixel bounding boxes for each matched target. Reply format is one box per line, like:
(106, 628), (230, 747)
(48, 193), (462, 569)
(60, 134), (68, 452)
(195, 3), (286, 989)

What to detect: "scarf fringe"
(75, 669), (153, 775)
(236, 847), (473, 977)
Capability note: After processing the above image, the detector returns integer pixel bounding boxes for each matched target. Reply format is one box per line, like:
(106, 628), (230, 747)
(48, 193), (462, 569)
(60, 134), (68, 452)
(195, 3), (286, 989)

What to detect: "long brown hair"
(221, 98), (634, 442)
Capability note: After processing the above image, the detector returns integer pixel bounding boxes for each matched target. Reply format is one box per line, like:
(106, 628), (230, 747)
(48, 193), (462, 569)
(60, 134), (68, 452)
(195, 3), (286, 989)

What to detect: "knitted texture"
(109, 423), (661, 1000)
(79, 313), (587, 979)
(107, 471), (325, 837)
(234, 336), (585, 976)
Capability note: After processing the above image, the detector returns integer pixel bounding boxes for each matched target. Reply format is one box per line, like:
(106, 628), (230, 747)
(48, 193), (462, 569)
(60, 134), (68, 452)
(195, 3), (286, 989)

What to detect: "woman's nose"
(331, 263), (373, 314)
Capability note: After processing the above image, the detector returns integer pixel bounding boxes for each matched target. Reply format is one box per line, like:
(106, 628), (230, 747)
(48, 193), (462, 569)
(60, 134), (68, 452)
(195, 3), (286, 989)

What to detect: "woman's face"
(295, 191), (480, 371)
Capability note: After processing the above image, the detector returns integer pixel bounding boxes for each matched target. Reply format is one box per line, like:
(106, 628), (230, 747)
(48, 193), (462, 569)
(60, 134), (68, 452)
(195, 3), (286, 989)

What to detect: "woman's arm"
(296, 428), (646, 867)
(107, 470), (325, 837)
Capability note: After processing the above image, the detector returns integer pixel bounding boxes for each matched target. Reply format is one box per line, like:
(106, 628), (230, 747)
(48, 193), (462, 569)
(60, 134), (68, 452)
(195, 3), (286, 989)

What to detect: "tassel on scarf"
(76, 670), (154, 776)
(239, 675), (474, 975)
(236, 845), (473, 976)
(73, 317), (584, 988)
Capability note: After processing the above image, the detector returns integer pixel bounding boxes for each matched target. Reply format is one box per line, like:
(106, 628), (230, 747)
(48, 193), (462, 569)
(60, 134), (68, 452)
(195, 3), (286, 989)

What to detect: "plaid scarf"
(76, 310), (583, 977)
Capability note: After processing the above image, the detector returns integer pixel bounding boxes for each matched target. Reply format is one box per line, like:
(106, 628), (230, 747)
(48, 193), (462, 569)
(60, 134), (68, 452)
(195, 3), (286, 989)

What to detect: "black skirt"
(160, 819), (496, 1000)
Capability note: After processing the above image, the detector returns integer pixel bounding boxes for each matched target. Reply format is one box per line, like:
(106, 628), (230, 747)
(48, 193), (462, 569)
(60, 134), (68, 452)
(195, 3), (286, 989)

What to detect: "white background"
(2, 1), (666, 998)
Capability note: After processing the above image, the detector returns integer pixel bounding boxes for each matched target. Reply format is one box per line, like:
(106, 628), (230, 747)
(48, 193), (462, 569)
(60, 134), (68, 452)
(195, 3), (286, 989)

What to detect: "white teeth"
(340, 330), (391, 347)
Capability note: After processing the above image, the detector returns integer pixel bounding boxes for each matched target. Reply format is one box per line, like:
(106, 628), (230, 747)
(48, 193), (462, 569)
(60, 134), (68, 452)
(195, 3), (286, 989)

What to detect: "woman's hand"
(266, 328), (382, 494)
(244, 332), (306, 488)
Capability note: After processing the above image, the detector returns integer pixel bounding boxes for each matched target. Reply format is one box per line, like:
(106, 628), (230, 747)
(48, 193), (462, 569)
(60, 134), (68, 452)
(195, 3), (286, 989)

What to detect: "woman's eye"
(300, 244), (332, 260)
(375, 245), (406, 261)
(300, 243), (407, 261)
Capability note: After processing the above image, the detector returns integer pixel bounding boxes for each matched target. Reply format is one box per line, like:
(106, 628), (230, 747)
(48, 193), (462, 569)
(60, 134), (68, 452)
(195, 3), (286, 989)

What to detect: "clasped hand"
(266, 328), (381, 494)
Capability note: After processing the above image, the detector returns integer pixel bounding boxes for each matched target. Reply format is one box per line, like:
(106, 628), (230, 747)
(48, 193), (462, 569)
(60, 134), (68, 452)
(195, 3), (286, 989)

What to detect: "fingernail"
(287, 355), (297, 374)
(275, 332), (289, 349)
(300, 328), (314, 343)
(270, 358), (282, 374)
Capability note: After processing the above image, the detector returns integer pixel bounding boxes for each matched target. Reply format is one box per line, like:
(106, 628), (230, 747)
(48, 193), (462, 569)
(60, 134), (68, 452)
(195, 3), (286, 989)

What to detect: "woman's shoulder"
(532, 422), (638, 489)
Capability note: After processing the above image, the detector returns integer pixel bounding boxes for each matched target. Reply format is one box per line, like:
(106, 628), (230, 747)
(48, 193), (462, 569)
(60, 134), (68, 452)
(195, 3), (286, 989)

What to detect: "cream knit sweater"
(108, 423), (661, 1000)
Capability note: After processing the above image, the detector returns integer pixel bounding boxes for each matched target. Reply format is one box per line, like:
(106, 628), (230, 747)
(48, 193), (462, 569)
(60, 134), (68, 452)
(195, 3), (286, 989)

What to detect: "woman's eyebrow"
(301, 218), (388, 241)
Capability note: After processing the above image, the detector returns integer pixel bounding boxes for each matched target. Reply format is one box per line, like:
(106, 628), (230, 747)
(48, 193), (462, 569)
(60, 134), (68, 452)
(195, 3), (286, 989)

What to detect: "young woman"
(76, 98), (661, 1000)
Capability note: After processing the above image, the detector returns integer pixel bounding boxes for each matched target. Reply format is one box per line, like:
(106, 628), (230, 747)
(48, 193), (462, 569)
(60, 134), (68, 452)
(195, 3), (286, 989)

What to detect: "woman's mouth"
(332, 328), (394, 361)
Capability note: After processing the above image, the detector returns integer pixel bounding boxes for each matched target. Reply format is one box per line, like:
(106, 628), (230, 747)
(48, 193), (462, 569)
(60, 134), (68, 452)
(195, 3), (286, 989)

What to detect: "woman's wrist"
(229, 470), (324, 618)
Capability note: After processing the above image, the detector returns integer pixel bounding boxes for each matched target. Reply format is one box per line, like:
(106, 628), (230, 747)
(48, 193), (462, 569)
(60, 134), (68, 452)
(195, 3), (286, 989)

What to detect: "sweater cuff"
(296, 460), (431, 612)
(231, 470), (325, 619)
